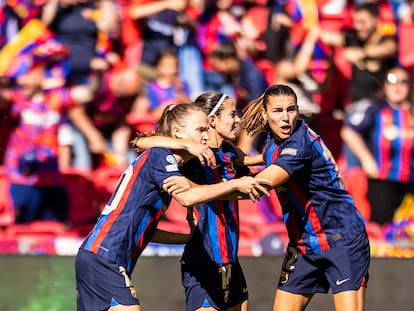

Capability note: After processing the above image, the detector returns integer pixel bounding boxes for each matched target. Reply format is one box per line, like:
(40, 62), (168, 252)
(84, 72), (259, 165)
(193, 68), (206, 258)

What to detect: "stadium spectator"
(341, 66), (414, 225)
(195, 0), (242, 69)
(130, 48), (191, 132)
(128, 0), (187, 67)
(86, 60), (142, 168)
(319, 2), (398, 217)
(0, 38), (104, 224)
(319, 2), (398, 165)
(41, 0), (119, 170)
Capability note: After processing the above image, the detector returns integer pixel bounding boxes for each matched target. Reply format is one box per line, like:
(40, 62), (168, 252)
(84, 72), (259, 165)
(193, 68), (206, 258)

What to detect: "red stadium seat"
(61, 169), (99, 235)
(92, 165), (124, 211)
(164, 199), (189, 226)
(4, 220), (68, 239)
(0, 166), (14, 227)
(398, 23), (414, 68)
(2, 220), (79, 255)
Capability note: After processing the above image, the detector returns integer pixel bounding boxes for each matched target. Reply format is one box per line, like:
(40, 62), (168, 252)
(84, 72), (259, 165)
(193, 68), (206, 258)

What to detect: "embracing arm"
(135, 136), (216, 167)
(243, 154), (264, 166)
(151, 229), (191, 244)
(254, 164), (290, 189)
(164, 176), (271, 206)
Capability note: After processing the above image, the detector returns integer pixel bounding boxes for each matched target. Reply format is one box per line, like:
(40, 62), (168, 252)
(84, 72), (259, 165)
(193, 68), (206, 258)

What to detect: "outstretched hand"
(236, 176), (272, 202)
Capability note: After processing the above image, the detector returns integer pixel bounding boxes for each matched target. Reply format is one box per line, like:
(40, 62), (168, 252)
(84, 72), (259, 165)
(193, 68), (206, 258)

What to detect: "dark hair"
(354, 3), (379, 18)
(194, 91), (227, 116)
(241, 84), (297, 136)
(153, 48), (178, 67)
(210, 40), (238, 60)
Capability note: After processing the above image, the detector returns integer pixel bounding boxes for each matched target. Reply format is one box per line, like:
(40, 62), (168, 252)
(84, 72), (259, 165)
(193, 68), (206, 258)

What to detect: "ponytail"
(240, 93), (266, 137)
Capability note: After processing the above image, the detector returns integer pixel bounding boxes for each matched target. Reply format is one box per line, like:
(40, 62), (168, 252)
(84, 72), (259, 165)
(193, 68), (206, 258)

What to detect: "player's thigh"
(273, 289), (313, 311)
(108, 304), (142, 311)
(333, 286), (366, 311)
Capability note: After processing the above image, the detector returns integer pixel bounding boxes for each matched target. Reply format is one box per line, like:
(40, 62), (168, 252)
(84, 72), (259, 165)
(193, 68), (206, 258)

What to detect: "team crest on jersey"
(129, 286), (138, 299)
(165, 155), (179, 172)
(280, 148), (297, 156)
(275, 185), (286, 193)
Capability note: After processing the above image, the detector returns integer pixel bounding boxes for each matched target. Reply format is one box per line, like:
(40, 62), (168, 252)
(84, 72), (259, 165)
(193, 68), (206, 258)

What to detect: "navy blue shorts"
(75, 249), (140, 311)
(182, 262), (248, 311)
(278, 230), (370, 295)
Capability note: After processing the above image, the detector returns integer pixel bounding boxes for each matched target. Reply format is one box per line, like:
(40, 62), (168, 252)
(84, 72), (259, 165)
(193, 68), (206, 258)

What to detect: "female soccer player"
(135, 91), (263, 311)
(75, 103), (270, 311)
(241, 84), (370, 311)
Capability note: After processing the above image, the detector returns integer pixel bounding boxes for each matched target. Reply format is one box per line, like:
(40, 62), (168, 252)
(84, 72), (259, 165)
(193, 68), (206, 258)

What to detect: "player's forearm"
(340, 126), (375, 164)
(174, 180), (240, 207)
(135, 136), (190, 151)
(151, 229), (191, 244)
(243, 154), (264, 166)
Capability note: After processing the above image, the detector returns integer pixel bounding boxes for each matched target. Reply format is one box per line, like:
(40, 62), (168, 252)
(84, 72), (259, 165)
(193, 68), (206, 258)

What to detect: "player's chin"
(225, 131), (238, 141)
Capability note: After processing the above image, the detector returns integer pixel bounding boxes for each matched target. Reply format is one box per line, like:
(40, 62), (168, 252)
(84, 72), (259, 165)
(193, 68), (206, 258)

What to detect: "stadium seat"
(164, 199), (189, 225)
(92, 165), (124, 211)
(3, 220), (68, 239)
(61, 169), (99, 235)
(126, 113), (157, 133)
(0, 166), (14, 227)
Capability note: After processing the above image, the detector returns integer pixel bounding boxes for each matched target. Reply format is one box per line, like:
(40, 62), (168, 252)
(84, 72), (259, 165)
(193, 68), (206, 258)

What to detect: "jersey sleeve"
(148, 148), (182, 189)
(273, 139), (312, 178)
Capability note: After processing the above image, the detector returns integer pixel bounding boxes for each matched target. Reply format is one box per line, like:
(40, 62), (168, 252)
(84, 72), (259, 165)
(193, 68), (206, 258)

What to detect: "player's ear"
(262, 108), (267, 121)
(208, 115), (216, 128)
(172, 125), (184, 139)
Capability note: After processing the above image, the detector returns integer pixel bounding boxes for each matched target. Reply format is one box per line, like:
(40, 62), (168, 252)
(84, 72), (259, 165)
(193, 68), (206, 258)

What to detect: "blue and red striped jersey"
(345, 101), (414, 183)
(80, 147), (181, 273)
(181, 142), (249, 265)
(263, 120), (365, 254)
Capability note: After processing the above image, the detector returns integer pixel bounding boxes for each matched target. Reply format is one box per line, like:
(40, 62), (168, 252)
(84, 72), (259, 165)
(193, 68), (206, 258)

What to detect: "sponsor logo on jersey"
(280, 148), (297, 156)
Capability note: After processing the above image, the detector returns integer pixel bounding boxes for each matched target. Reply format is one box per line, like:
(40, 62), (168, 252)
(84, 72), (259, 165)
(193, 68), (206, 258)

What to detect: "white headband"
(208, 94), (227, 117)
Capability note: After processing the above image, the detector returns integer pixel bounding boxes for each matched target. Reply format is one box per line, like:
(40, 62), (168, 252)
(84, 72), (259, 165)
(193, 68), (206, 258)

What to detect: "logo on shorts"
(336, 278), (350, 286)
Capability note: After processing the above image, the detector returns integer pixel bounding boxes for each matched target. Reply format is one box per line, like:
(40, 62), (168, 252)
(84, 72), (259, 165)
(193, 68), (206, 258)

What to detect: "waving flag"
(0, 18), (69, 88)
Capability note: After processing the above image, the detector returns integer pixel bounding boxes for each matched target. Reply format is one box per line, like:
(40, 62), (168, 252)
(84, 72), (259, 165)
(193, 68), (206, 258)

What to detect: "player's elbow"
(173, 193), (195, 207)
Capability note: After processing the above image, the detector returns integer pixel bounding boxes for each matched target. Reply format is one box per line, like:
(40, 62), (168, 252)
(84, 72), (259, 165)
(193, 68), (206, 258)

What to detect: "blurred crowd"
(0, 0), (414, 244)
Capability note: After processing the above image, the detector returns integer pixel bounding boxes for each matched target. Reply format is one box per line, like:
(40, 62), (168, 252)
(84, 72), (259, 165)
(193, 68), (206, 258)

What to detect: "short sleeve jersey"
(263, 120), (366, 254)
(181, 142), (250, 265)
(344, 101), (414, 182)
(80, 147), (181, 273)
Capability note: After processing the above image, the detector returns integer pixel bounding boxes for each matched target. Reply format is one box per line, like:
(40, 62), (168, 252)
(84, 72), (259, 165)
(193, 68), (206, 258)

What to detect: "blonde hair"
(131, 102), (204, 152)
